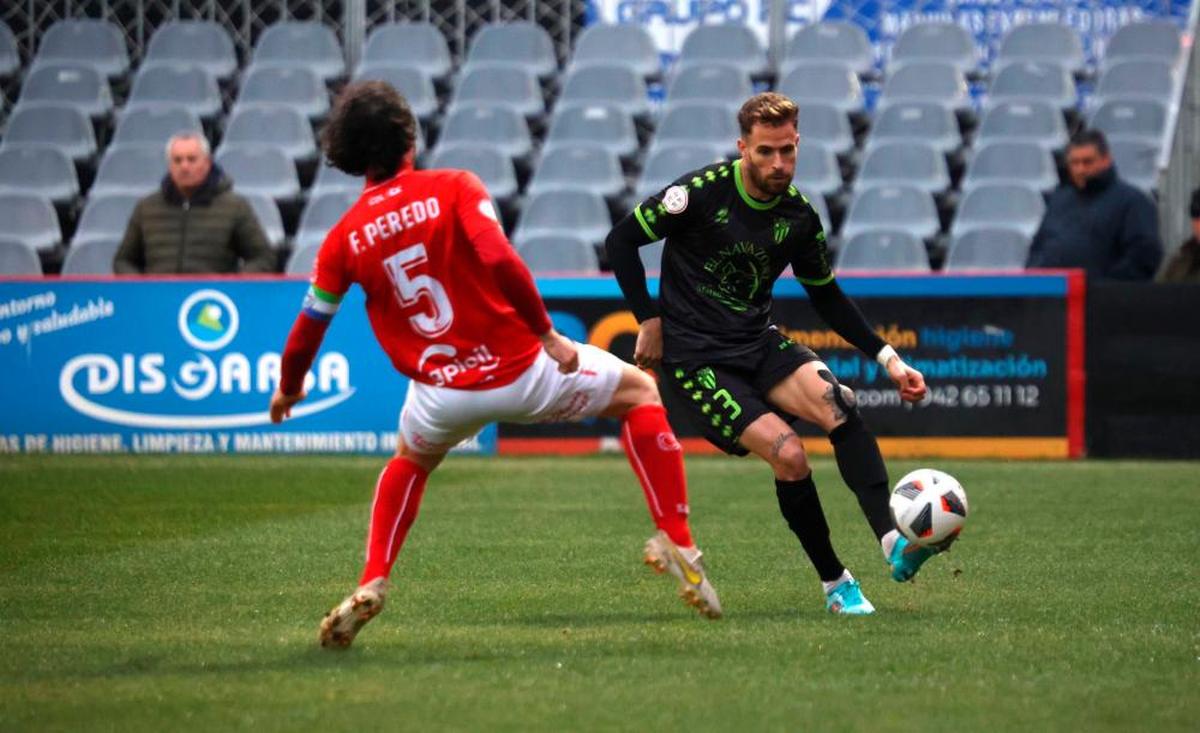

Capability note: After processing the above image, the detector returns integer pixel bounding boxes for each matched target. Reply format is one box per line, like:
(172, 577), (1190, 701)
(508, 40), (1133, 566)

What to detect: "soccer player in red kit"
(269, 81), (720, 648)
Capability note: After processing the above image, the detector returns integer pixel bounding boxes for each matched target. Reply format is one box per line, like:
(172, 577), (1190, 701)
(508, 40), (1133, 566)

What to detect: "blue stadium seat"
(61, 236), (120, 275)
(0, 237), (43, 275)
(943, 228), (1031, 272)
(785, 21), (875, 79)
(634, 143), (726, 201)
(777, 62), (865, 118)
(0, 146), (79, 205)
(0, 193), (61, 252)
(72, 193), (141, 244)
(90, 145), (166, 197)
(18, 64), (113, 120)
(513, 190), (612, 249)
(836, 230), (931, 273)
(0, 104), (98, 163)
(676, 24), (768, 79)
(527, 145), (624, 201)
(112, 106), (203, 148)
(464, 23), (557, 81)
(252, 22), (345, 83)
(891, 21), (978, 76)
(961, 141), (1058, 194)
(515, 233), (600, 274)
(569, 23), (660, 80)
(360, 22), (452, 83)
(127, 65), (223, 122)
(238, 65), (330, 121)
(34, 19), (129, 79)
(840, 185), (940, 242)
(558, 65), (650, 119)
(996, 22), (1085, 76)
(295, 190), (357, 251)
(950, 183), (1045, 239)
(664, 64), (751, 114)
(143, 20), (238, 81)
(543, 105), (639, 162)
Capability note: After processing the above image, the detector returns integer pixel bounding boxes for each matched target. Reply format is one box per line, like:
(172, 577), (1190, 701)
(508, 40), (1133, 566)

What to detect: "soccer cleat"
(889, 535), (938, 583)
(643, 530), (723, 619)
(318, 577), (387, 649)
(825, 579), (875, 615)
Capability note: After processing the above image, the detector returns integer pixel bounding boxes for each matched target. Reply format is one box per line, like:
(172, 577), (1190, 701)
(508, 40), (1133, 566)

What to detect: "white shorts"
(400, 343), (627, 454)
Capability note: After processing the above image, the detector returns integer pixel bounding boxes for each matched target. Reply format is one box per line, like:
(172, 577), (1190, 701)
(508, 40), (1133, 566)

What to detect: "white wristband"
(876, 345), (899, 368)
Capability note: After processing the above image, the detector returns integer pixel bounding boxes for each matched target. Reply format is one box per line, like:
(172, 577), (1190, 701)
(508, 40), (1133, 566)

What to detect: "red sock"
(621, 403), (694, 548)
(359, 457), (429, 585)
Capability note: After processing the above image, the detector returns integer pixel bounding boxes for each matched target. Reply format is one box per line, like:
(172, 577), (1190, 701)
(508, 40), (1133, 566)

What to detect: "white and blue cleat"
(825, 578), (875, 615)
(889, 535), (937, 582)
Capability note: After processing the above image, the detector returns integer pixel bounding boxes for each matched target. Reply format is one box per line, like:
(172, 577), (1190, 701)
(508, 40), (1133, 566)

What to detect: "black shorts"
(661, 329), (820, 456)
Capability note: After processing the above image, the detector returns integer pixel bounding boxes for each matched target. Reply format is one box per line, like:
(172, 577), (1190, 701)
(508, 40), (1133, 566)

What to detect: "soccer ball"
(889, 469), (968, 549)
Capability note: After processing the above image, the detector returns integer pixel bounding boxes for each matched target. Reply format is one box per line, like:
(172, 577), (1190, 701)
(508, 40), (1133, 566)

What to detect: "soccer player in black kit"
(606, 92), (934, 615)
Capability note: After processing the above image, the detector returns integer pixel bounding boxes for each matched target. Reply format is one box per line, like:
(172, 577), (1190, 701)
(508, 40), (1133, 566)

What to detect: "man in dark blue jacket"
(1026, 129), (1163, 280)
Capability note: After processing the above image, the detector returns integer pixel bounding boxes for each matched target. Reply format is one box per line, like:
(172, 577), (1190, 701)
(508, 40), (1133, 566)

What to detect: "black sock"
(775, 475), (845, 582)
(829, 417), (895, 541)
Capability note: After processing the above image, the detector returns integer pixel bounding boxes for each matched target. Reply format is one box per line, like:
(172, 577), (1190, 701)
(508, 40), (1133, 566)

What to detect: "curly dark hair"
(320, 80), (418, 181)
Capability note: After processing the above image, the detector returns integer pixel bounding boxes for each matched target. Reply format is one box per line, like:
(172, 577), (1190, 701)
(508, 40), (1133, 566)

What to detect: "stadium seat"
(360, 22), (452, 83)
(1103, 20), (1182, 69)
(639, 241), (665, 270)
(0, 237), (43, 275)
(664, 64), (752, 113)
(836, 230), (931, 272)
(464, 23), (557, 81)
(426, 144), (518, 206)
(294, 190), (356, 251)
(855, 142), (949, 196)
(354, 65), (438, 123)
(112, 106), (203, 148)
(543, 105), (639, 162)
(0, 147), (79, 205)
(1109, 139), (1160, 193)
(840, 185), (940, 242)
(513, 190), (612, 248)
(1092, 60), (1175, 108)
(448, 65), (545, 123)
(90, 145), (165, 197)
(634, 143), (726, 200)
(311, 161), (364, 196)
(72, 193), (141, 244)
(238, 65), (330, 121)
(996, 22), (1086, 76)
(126, 65), (223, 122)
(242, 192), (287, 250)
(60, 236), (120, 275)
(793, 144), (843, 199)
(676, 24), (768, 79)
(796, 103), (855, 159)
(219, 106), (317, 165)
(950, 183), (1045, 239)
(976, 100), (1069, 152)
(0, 22), (18, 81)
(0, 104), (98, 163)
(33, 19), (129, 79)
(961, 141), (1059, 194)
(285, 243), (318, 275)
(943, 228), (1031, 271)
(798, 187), (833, 236)
(569, 23), (660, 80)
(984, 61), (1078, 114)
(867, 101), (961, 157)
(557, 65), (650, 119)
(0, 193), (61, 252)
(527, 145), (624, 200)
(252, 22), (345, 83)
(143, 20), (237, 81)
(651, 102), (740, 159)
(784, 21), (875, 79)
(777, 62), (865, 118)
(17, 64), (113, 120)
(515, 233), (600, 274)
(877, 61), (971, 119)
(1089, 99), (1168, 146)
(437, 105), (533, 165)
(891, 21), (978, 76)
(214, 147), (301, 202)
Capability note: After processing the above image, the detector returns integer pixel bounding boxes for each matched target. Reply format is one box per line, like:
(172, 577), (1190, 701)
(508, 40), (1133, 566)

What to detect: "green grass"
(1, 455), (1197, 732)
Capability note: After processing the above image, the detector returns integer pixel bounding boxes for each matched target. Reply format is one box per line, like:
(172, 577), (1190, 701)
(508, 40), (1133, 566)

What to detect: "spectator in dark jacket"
(1026, 129), (1163, 280)
(113, 132), (275, 274)
(1158, 187), (1200, 283)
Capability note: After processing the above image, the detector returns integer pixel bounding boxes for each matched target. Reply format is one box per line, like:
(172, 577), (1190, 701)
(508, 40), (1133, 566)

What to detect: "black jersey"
(632, 158), (832, 365)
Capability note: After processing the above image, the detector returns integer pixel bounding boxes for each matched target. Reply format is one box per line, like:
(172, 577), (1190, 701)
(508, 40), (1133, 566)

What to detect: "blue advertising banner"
(0, 279), (496, 455)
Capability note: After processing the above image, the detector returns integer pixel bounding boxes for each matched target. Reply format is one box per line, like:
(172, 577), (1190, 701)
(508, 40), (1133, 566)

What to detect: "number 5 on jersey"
(383, 244), (454, 338)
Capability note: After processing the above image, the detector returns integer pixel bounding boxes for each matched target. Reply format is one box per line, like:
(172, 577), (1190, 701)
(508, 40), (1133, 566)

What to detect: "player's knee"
(619, 366), (662, 407)
(770, 439), (810, 481)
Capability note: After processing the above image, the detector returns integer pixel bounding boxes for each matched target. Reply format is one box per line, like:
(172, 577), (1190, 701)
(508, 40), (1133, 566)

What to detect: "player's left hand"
(885, 357), (927, 403)
(540, 329), (580, 374)
(269, 389), (306, 423)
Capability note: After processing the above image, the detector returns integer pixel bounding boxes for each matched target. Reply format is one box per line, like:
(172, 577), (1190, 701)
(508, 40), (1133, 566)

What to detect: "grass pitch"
(1, 455), (1197, 732)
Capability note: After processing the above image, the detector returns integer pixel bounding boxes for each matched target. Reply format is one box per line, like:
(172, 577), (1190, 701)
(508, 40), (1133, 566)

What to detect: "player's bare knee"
(617, 367), (662, 409)
(769, 434), (810, 481)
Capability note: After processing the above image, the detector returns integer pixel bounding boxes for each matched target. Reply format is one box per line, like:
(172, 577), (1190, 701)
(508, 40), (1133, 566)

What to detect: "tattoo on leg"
(771, 431), (798, 459)
(822, 385), (847, 422)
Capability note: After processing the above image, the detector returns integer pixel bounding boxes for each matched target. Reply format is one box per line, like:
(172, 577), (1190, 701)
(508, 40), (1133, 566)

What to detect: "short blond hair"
(737, 92), (798, 136)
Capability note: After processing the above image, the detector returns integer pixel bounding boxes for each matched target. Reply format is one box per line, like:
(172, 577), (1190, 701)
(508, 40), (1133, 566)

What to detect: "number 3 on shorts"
(383, 243), (454, 338)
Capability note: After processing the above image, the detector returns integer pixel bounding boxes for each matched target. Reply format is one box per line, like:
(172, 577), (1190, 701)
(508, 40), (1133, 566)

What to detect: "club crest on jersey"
(773, 218), (790, 244)
(663, 185), (688, 214)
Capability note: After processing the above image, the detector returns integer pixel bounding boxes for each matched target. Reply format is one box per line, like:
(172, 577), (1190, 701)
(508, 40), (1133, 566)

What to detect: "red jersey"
(310, 167), (543, 390)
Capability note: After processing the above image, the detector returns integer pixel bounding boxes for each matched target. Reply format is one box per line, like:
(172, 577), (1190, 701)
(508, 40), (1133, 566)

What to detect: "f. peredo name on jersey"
(348, 197), (442, 254)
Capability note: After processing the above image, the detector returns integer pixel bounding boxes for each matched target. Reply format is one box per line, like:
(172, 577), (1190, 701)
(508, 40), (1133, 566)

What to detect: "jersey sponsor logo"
(699, 241), (772, 312)
(663, 185), (688, 214)
(418, 343), (500, 387)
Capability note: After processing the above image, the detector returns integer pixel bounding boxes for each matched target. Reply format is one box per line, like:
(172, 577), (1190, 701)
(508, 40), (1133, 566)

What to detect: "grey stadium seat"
(73, 193), (141, 244)
(558, 65), (650, 119)
(449, 65), (545, 122)
(286, 243), (319, 275)
(0, 147), (79, 205)
(354, 65), (438, 123)
(0, 23), (18, 80)
(90, 145), (166, 197)
(651, 102), (740, 159)
(220, 105), (317, 164)
(426, 144), (518, 205)
(1103, 20), (1182, 69)
(294, 190), (356, 251)
(18, 64), (113, 119)
(113, 106), (203, 148)
(0, 193), (61, 252)
(665, 64), (752, 113)
(962, 141), (1058, 194)
(877, 61), (970, 117)
(984, 61), (1077, 114)
(840, 185), (940, 242)
(976, 100), (1068, 152)
(777, 62), (865, 118)
(527, 145), (624, 200)
(868, 101), (961, 156)
(1109, 139), (1159, 193)
(34, 19), (129, 79)
(836, 230), (931, 273)
(634, 143), (726, 200)
(311, 161), (364, 196)
(676, 24), (768, 79)
(798, 187), (833, 236)
(0, 104), (98, 163)
(785, 21), (875, 79)
(1092, 60), (1175, 108)
(127, 65), (223, 122)
(639, 241), (665, 271)
(242, 192), (287, 249)
(516, 233), (600, 274)
(569, 23), (660, 80)
(943, 228), (1031, 272)
(438, 105), (532, 164)
(252, 22), (345, 83)
(797, 102), (855, 158)
(61, 236), (120, 275)
(1089, 99), (1168, 146)
(360, 22), (452, 83)
(238, 65), (330, 121)
(951, 183), (1045, 239)
(996, 22), (1085, 76)
(543, 105), (639, 161)
(144, 20), (237, 81)
(214, 147), (301, 202)
(793, 144), (843, 199)
(0, 237), (43, 275)
(513, 190), (612, 248)
(464, 23), (556, 80)
(855, 142), (949, 196)
(891, 21), (978, 76)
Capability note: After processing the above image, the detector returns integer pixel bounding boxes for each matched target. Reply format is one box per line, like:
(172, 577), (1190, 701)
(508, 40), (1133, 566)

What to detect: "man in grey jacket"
(113, 132), (275, 274)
